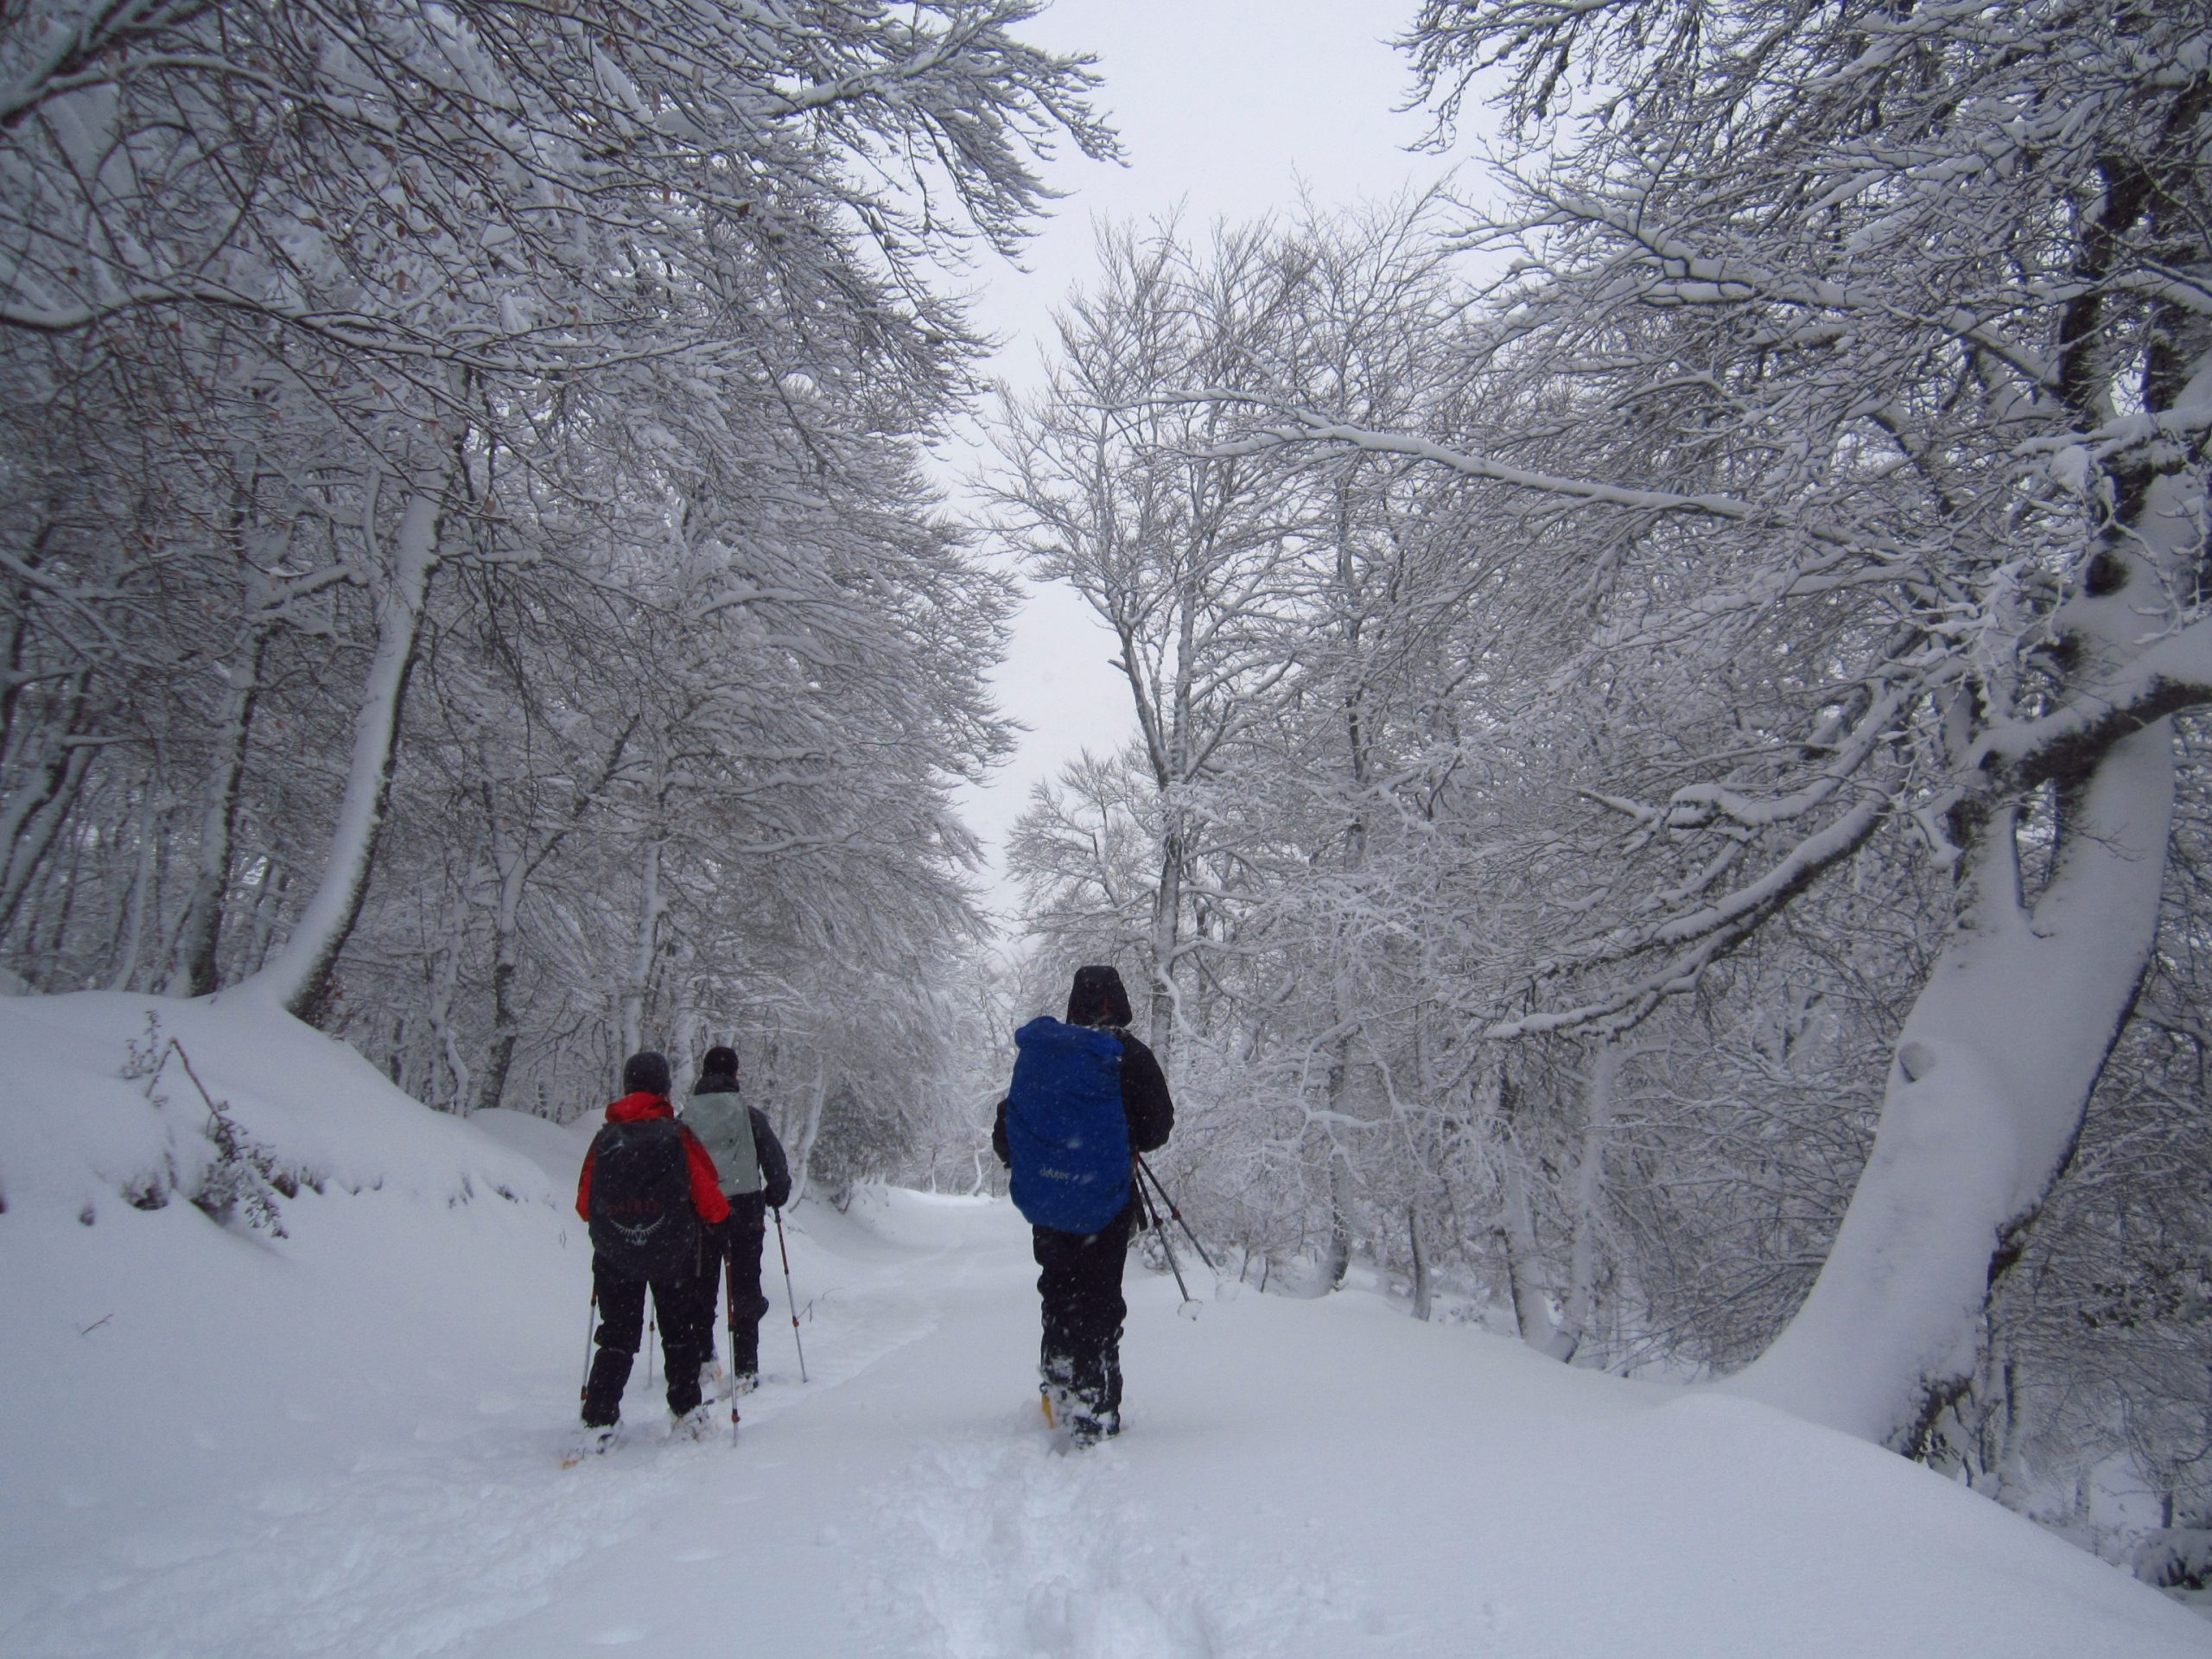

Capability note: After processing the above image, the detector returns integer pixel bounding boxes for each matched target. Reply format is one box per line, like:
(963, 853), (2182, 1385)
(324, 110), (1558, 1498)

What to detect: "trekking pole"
(580, 1289), (598, 1403)
(1136, 1154), (1217, 1273)
(725, 1248), (741, 1441)
(772, 1206), (809, 1383)
(1135, 1167), (1192, 1305)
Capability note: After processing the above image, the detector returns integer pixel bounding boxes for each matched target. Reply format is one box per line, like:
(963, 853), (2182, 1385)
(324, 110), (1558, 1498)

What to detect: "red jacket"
(575, 1092), (732, 1225)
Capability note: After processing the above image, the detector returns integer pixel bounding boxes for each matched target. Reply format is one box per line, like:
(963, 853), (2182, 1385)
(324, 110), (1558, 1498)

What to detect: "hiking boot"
(732, 1370), (760, 1396)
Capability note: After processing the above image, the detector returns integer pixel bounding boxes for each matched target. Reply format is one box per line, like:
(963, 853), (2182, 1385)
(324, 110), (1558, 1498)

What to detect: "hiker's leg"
(730, 1204), (769, 1375)
(582, 1259), (646, 1427)
(1060, 1205), (1134, 1421)
(1034, 1223), (1080, 1396)
(689, 1218), (727, 1375)
(1034, 1205), (1132, 1419)
(651, 1270), (705, 1416)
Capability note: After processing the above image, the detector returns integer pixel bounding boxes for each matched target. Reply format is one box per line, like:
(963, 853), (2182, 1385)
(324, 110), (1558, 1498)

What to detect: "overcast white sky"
(939, 0), (1458, 926)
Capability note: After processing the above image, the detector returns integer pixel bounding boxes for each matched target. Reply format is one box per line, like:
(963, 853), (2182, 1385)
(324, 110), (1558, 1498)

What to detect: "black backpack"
(586, 1117), (700, 1278)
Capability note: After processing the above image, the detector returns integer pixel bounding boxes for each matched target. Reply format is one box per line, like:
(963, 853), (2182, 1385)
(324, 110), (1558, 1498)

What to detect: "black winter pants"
(687, 1199), (771, 1375)
(1033, 1201), (1135, 1427)
(582, 1255), (709, 1427)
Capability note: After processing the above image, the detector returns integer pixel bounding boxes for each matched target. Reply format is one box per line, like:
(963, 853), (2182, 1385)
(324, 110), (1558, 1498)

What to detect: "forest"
(3, 0), (2209, 1586)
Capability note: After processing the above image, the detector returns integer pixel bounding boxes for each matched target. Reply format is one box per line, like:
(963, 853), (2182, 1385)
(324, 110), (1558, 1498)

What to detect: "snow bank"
(0, 990), (591, 1656)
(470, 1106), (598, 1187)
(0, 990), (556, 1222)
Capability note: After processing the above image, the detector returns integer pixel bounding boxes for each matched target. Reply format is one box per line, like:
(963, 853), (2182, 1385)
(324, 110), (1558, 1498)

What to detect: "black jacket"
(746, 1103), (793, 1211)
(991, 1025), (1174, 1169)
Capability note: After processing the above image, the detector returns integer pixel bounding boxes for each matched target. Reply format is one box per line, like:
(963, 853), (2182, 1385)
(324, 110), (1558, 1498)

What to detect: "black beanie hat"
(701, 1045), (739, 1081)
(1065, 964), (1134, 1029)
(621, 1050), (672, 1096)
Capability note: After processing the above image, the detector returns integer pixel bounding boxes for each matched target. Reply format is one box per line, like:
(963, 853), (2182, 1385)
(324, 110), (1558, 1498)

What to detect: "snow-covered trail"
(474, 1194), (1268, 1658)
(419, 1192), (1353, 1658)
(9, 1174), (2204, 1659)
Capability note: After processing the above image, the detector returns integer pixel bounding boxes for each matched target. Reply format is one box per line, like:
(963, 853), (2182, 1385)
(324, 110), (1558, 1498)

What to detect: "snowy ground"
(2, 992), (2205, 1658)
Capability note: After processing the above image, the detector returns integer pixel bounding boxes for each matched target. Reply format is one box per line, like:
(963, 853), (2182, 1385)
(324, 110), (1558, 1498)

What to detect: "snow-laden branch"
(0, 1), (221, 130)
(1198, 401), (1906, 563)
(1630, 794), (1890, 952)
(1655, 683), (1913, 832)
(1542, 194), (2060, 391)
(1974, 614), (2212, 789)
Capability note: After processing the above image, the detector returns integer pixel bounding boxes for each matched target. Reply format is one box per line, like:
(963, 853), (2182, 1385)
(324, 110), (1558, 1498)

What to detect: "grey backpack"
(685, 1086), (763, 1197)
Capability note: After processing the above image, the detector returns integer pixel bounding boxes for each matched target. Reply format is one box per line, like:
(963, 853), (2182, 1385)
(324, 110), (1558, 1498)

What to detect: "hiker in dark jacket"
(573, 1051), (729, 1453)
(992, 964), (1173, 1445)
(680, 1045), (792, 1394)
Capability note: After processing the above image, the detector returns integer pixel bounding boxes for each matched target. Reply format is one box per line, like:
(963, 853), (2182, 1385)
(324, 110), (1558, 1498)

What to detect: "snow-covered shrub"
(119, 1014), (289, 1237)
(2136, 1525), (2212, 1592)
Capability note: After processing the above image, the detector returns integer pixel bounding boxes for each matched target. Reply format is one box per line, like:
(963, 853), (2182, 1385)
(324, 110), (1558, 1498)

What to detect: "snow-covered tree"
(988, 219), (1316, 1063)
(1260, 0), (2212, 1448)
(2, 2), (1108, 1128)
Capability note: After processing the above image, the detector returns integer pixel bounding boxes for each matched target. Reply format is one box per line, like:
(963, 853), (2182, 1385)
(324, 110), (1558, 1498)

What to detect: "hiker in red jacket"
(573, 1050), (730, 1454)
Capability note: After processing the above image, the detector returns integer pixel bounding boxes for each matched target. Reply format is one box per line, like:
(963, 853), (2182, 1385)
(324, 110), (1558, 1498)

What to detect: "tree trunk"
(671, 1007), (704, 1084)
(788, 1055), (830, 1206)
(474, 717), (635, 1116)
(1408, 1204), (1433, 1321)
(474, 766), (530, 1116)
(1732, 719), (2176, 1446)
(1497, 1145), (1559, 1350)
(166, 629), (269, 996)
(1317, 983), (1360, 1294)
(242, 859), (288, 975)
(244, 474), (448, 1022)
(0, 678), (95, 947)
(1546, 1037), (1618, 1363)
(424, 883), (472, 1112)
(1316, 1140), (1357, 1292)
(475, 952), (520, 1116)
(621, 817), (665, 1056)
(1147, 825), (1183, 1065)
(104, 792), (160, 993)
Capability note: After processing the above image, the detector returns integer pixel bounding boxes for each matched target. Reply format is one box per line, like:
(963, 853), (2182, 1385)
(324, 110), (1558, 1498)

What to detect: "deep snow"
(1, 991), (2203, 1658)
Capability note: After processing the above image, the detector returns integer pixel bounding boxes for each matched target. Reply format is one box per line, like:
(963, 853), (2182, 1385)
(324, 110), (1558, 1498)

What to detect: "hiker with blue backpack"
(993, 964), (1175, 1446)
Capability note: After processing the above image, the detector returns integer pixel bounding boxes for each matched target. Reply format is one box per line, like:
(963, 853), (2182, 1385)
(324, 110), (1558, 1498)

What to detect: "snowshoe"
(671, 1402), (717, 1444)
(1041, 1389), (1075, 1455)
(732, 1370), (760, 1396)
(562, 1424), (620, 1466)
(1066, 1407), (1120, 1450)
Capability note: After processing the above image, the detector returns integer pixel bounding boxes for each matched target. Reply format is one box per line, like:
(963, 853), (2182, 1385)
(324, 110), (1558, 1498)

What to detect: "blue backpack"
(1005, 1016), (1130, 1233)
